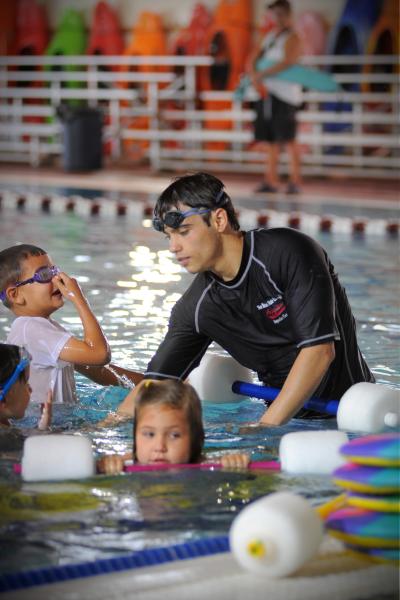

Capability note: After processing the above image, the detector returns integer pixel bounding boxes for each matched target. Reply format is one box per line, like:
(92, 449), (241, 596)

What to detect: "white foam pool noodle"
(21, 434), (96, 482)
(279, 430), (349, 474)
(230, 491), (323, 577)
(188, 352), (252, 403)
(336, 382), (400, 433)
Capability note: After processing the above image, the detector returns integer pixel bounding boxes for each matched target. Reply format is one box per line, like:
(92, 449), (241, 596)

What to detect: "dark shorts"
(254, 94), (298, 143)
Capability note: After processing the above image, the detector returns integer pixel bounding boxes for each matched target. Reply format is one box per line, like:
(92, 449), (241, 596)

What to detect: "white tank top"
(260, 29), (302, 106)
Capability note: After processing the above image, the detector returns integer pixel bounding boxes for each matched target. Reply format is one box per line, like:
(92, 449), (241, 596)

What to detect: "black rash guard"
(145, 228), (374, 401)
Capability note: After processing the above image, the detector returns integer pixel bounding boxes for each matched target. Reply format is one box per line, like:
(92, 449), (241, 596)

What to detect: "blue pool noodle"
(0, 536), (230, 592)
(232, 381), (339, 416)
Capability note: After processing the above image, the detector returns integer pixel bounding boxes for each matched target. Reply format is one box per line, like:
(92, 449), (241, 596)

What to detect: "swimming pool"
(0, 186), (399, 588)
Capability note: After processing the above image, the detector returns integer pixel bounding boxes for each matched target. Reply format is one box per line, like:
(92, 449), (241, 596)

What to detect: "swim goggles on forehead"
(0, 347), (31, 402)
(0, 265), (60, 302)
(152, 208), (211, 232)
(152, 188), (227, 233)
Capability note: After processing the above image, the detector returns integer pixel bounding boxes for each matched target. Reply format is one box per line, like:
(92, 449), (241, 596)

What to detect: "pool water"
(0, 189), (399, 576)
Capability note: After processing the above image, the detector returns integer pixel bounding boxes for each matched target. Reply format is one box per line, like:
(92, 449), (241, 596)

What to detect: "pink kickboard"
(14, 460), (281, 476)
(123, 460), (281, 473)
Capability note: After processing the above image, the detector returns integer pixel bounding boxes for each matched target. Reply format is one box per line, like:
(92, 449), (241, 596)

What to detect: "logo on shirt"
(257, 295), (288, 324)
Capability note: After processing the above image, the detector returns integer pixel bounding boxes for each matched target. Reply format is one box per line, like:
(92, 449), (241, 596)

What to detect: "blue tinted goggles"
(152, 208), (211, 232)
(0, 347), (31, 402)
(152, 188), (227, 233)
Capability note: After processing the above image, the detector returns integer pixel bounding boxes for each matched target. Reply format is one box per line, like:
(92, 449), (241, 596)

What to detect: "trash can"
(58, 105), (103, 172)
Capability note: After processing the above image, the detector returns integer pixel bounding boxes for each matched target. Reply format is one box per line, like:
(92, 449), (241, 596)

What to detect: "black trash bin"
(58, 105), (103, 172)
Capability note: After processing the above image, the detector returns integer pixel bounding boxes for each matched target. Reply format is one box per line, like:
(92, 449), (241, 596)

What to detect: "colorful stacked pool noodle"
(326, 433), (400, 564)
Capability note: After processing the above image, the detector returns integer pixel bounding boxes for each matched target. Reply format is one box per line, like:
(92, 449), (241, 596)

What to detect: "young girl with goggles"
(0, 345), (31, 403)
(0, 343), (52, 428)
(0, 344), (31, 426)
(0, 343), (51, 429)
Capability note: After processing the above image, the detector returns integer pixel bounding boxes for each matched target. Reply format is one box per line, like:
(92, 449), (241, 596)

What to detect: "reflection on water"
(0, 196), (398, 575)
(0, 451), (337, 574)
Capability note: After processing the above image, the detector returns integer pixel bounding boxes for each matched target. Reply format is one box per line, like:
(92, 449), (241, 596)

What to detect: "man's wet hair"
(154, 172), (241, 231)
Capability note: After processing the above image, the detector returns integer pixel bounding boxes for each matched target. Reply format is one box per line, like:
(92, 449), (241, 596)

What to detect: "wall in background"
(39, 0), (347, 41)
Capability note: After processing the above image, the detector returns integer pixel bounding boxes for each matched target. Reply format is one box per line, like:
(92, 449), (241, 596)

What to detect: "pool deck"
(3, 537), (399, 600)
(0, 164), (398, 210)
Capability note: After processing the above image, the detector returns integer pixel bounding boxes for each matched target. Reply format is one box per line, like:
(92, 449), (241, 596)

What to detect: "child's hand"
(38, 390), (53, 430)
(53, 272), (86, 305)
(220, 453), (250, 469)
(97, 454), (126, 475)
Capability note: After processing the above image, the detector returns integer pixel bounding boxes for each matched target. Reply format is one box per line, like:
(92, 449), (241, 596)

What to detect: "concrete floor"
(0, 164), (398, 207)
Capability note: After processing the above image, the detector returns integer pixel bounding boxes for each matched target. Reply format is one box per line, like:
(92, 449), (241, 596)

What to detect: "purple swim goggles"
(0, 265), (60, 302)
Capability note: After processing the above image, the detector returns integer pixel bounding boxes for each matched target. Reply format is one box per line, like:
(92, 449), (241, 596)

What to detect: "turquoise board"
(234, 58), (340, 101)
(340, 433), (400, 467)
(326, 507), (399, 548)
(333, 463), (400, 494)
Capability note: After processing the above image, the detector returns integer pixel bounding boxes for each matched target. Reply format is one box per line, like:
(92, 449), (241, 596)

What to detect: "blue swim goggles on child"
(0, 265), (60, 302)
(0, 347), (31, 402)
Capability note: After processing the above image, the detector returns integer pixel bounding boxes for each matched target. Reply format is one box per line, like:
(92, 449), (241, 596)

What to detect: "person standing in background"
(250, 0), (303, 194)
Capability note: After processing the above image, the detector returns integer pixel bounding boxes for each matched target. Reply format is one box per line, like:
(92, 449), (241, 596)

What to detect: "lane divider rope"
(0, 190), (398, 236)
(0, 535), (230, 593)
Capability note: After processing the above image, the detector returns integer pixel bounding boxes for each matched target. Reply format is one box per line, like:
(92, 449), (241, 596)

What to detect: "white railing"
(0, 54), (398, 177)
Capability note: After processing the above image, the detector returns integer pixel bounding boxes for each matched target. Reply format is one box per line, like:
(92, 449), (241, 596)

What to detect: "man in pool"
(116, 172), (374, 426)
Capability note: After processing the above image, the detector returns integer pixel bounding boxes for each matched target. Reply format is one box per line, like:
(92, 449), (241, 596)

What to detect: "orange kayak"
(201, 0), (252, 150)
(363, 0), (399, 93)
(120, 12), (168, 161)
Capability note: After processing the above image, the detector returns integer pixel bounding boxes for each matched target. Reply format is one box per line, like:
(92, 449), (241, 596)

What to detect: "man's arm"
(112, 378), (148, 419)
(258, 342), (335, 426)
(113, 332), (210, 419)
(75, 364), (143, 387)
(100, 299), (211, 422)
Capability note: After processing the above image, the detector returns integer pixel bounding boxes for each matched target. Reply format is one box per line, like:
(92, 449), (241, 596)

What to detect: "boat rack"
(0, 54), (398, 178)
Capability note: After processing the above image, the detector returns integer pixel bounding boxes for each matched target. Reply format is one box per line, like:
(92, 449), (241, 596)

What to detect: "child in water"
(0, 244), (142, 411)
(97, 379), (250, 473)
(0, 343), (51, 428)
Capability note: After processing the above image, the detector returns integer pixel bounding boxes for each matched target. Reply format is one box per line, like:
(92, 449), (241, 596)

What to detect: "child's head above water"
(0, 244), (62, 316)
(133, 379), (205, 465)
(0, 343), (31, 424)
